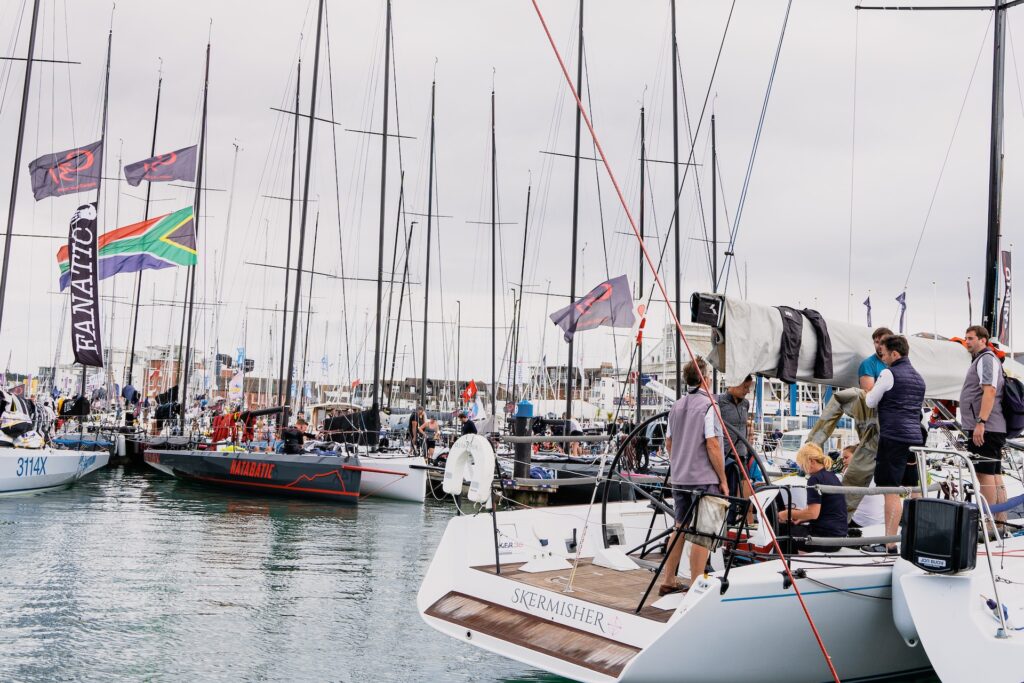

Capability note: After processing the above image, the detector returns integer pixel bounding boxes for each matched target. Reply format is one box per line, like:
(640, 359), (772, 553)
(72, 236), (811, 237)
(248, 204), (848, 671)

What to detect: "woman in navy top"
(778, 443), (849, 551)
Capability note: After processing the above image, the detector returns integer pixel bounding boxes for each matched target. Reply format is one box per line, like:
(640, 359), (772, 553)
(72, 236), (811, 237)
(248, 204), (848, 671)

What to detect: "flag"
(235, 347), (245, 367)
(56, 206), (196, 290)
(863, 296), (872, 327)
(29, 140), (103, 200)
(462, 379), (478, 402)
(228, 370), (243, 400)
(550, 274), (635, 343)
(66, 203), (103, 367)
(967, 278), (973, 324)
(124, 145), (197, 187)
(999, 250), (1012, 346)
(351, 379), (361, 389)
(896, 291), (907, 333)
(320, 355), (329, 378)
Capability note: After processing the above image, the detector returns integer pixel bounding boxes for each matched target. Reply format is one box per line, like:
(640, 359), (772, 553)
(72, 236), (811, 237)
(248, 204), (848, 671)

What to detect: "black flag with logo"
(124, 145), (198, 187)
(550, 275), (636, 343)
(28, 140), (103, 200)
(66, 203), (104, 367)
(1000, 250), (1012, 346)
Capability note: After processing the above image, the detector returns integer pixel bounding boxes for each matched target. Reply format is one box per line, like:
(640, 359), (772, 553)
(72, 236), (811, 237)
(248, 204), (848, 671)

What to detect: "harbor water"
(0, 468), (561, 682)
(0, 467), (942, 682)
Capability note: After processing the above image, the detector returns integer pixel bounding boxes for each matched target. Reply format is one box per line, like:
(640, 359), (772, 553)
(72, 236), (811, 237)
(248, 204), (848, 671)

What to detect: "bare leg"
(660, 526), (685, 590)
(883, 493), (901, 550)
(978, 473), (1008, 525)
(688, 543), (710, 585)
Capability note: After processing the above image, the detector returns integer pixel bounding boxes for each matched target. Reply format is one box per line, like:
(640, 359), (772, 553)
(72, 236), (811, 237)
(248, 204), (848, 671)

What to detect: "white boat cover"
(700, 294), (1023, 401)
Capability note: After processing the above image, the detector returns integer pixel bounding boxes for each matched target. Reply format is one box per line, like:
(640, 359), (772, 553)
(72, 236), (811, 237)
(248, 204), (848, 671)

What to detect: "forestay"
(693, 293), (1023, 401)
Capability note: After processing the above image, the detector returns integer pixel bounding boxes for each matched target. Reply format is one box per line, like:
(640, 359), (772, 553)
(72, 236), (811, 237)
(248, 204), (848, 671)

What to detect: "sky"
(0, 0), (1020, 392)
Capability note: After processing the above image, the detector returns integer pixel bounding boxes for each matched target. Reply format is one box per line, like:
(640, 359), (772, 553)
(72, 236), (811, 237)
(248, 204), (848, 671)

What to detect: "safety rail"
(911, 446), (1010, 638)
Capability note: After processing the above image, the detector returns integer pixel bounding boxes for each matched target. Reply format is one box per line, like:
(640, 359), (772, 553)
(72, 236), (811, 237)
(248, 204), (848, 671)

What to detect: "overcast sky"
(0, 0), (1019, 391)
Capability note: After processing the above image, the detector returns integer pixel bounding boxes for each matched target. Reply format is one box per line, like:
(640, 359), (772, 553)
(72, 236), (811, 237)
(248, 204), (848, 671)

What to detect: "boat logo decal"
(229, 459), (276, 480)
(76, 454), (95, 474)
(511, 587), (609, 634)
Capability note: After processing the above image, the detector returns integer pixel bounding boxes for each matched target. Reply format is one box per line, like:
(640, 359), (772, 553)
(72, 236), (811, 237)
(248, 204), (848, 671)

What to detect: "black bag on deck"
(1001, 374), (1024, 438)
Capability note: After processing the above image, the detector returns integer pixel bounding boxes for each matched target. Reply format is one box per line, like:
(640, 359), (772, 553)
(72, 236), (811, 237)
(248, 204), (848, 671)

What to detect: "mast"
(0, 0), (41, 334)
(278, 58), (301, 407)
(284, 0), (326, 423)
(511, 182), (532, 406)
(372, 0), (393, 411)
(179, 41), (210, 430)
(299, 211), (320, 413)
(671, 0), (681, 397)
(636, 106), (645, 425)
(565, 0), (584, 420)
(983, 4), (1007, 333)
(491, 86), (498, 419)
(419, 79), (436, 408)
(387, 221), (416, 409)
(125, 66), (163, 388)
(712, 113), (717, 292)
(86, 28), (112, 396)
(380, 171), (405, 398)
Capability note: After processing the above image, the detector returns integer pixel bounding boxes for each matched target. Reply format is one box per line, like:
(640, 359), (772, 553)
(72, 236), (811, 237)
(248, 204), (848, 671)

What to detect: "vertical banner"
(863, 296), (872, 327)
(1000, 250), (1012, 346)
(67, 203), (104, 367)
(895, 291), (907, 333)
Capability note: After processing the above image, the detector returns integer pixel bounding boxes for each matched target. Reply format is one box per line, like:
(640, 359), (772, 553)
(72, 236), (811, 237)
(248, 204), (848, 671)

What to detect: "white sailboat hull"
(418, 501), (930, 682)
(0, 448), (109, 495)
(359, 454), (428, 503)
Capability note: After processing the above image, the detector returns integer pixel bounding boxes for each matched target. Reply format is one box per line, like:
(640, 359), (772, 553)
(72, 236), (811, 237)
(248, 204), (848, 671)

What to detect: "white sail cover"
(701, 295), (1021, 401)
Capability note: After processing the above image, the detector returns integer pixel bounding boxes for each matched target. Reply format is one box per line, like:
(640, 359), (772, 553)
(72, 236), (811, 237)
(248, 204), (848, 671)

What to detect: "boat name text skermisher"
(229, 460), (276, 479)
(511, 587), (607, 633)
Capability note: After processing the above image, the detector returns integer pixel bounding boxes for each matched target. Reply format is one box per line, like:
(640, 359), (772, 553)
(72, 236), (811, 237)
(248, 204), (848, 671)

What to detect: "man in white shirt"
(842, 446), (884, 527)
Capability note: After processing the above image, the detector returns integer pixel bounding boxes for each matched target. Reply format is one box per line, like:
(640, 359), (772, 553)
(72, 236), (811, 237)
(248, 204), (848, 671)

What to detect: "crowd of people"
(656, 323), (1011, 596)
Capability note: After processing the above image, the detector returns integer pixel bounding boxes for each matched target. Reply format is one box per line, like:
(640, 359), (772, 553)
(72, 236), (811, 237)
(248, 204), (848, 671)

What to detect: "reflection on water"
(0, 469), (938, 683)
(0, 468), (536, 682)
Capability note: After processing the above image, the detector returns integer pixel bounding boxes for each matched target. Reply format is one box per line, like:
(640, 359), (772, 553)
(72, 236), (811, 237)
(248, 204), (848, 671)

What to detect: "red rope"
(528, 3), (841, 681)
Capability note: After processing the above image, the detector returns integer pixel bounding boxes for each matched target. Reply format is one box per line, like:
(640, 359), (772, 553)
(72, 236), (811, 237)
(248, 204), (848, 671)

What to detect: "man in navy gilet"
(864, 335), (926, 553)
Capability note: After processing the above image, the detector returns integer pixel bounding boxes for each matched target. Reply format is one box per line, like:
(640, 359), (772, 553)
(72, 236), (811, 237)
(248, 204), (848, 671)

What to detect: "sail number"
(16, 457), (47, 477)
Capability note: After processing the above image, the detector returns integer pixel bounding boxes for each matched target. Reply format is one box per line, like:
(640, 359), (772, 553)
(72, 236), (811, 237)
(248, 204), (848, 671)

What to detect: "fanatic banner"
(1000, 250), (1012, 346)
(550, 275), (636, 343)
(124, 145), (197, 187)
(66, 203), (104, 367)
(28, 140), (104, 200)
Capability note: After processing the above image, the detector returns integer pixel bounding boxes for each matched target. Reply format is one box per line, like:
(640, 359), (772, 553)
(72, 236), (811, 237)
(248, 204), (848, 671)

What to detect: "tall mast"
(125, 66), (163, 387)
(380, 171), (405, 397)
(284, 0), (326, 423)
(511, 182), (532, 406)
(278, 58), (301, 407)
(671, 0), (681, 397)
(387, 221), (416, 409)
(0, 0), (41, 334)
(565, 0), (584, 420)
(180, 41), (210, 429)
(636, 105), (645, 425)
(712, 113), (717, 292)
(299, 211), (320, 413)
(491, 86), (498, 419)
(372, 0), (393, 410)
(419, 78), (437, 408)
(983, 4), (1007, 333)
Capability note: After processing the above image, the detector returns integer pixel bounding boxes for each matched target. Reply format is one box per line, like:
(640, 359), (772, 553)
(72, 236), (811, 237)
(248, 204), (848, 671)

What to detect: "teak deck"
(474, 559), (674, 623)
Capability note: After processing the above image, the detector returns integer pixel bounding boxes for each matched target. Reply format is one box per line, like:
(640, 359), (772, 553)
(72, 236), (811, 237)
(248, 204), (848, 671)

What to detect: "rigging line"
(1009, 20), (1024, 118)
(675, 48), (713, 282)
(901, 14), (992, 291)
(528, 4), (841, 681)
(324, 2), (352, 386)
(719, 0), (793, 293)
(848, 12), (860, 322)
(0, 0), (30, 117)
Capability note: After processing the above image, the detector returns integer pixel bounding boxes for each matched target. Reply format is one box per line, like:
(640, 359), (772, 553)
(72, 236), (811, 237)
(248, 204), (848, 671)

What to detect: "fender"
(442, 434), (496, 503)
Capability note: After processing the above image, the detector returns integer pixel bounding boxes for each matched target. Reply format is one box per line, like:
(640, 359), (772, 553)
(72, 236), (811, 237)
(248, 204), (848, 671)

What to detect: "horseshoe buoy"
(442, 434), (496, 503)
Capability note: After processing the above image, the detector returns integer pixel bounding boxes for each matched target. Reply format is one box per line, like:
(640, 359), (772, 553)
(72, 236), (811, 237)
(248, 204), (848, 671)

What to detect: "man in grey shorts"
(658, 357), (730, 596)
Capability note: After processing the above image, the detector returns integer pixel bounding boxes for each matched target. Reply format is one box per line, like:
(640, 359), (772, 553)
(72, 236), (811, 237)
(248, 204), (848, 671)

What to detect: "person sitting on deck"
(777, 443), (848, 552)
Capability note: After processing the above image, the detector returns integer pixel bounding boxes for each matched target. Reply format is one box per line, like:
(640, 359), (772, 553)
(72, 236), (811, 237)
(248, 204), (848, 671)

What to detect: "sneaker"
(862, 544), (898, 555)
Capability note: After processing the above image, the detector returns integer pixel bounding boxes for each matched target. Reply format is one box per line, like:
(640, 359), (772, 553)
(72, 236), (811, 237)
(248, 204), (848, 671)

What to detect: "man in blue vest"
(658, 357), (729, 595)
(864, 335), (926, 553)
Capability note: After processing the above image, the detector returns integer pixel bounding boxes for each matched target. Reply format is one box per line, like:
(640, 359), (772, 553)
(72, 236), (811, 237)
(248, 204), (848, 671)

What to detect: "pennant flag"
(29, 140), (103, 200)
(65, 203), (104, 368)
(967, 278), (973, 324)
(863, 296), (872, 327)
(550, 274), (636, 343)
(56, 206), (196, 290)
(462, 379), (478, 403)
(124, 145), (197, 187)
(999, 250), (1012, 346)
(235, 347), (245, 367)
(896, 291), (907, 333)
(351, 379), (361, 389)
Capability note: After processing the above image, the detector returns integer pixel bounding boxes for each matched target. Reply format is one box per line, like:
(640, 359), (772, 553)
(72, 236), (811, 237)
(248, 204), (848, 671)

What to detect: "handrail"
(501, 434), (611, 444)
(910, 446), (1010, 638)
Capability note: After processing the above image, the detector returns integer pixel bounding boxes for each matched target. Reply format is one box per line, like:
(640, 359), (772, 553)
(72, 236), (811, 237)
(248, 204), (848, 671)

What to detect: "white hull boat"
(418, 500), (930, 682)
(0, 448), (109, 495)
(359, 452), (428, 503)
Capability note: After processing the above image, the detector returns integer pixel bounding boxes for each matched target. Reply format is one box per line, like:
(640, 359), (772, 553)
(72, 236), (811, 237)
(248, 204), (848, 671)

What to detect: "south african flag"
(57, 206), (197, 291)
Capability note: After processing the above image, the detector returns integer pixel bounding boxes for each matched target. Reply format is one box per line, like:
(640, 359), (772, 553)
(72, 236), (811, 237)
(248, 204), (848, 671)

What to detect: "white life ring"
(443, 434), (496, 503)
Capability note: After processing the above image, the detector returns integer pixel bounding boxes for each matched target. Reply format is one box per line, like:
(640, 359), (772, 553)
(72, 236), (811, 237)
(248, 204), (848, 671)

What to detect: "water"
(0, 467), (564, 683)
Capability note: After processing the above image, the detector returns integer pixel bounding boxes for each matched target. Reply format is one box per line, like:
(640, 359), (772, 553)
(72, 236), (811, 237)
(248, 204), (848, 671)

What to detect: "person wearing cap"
(458, 410), (477, 435)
